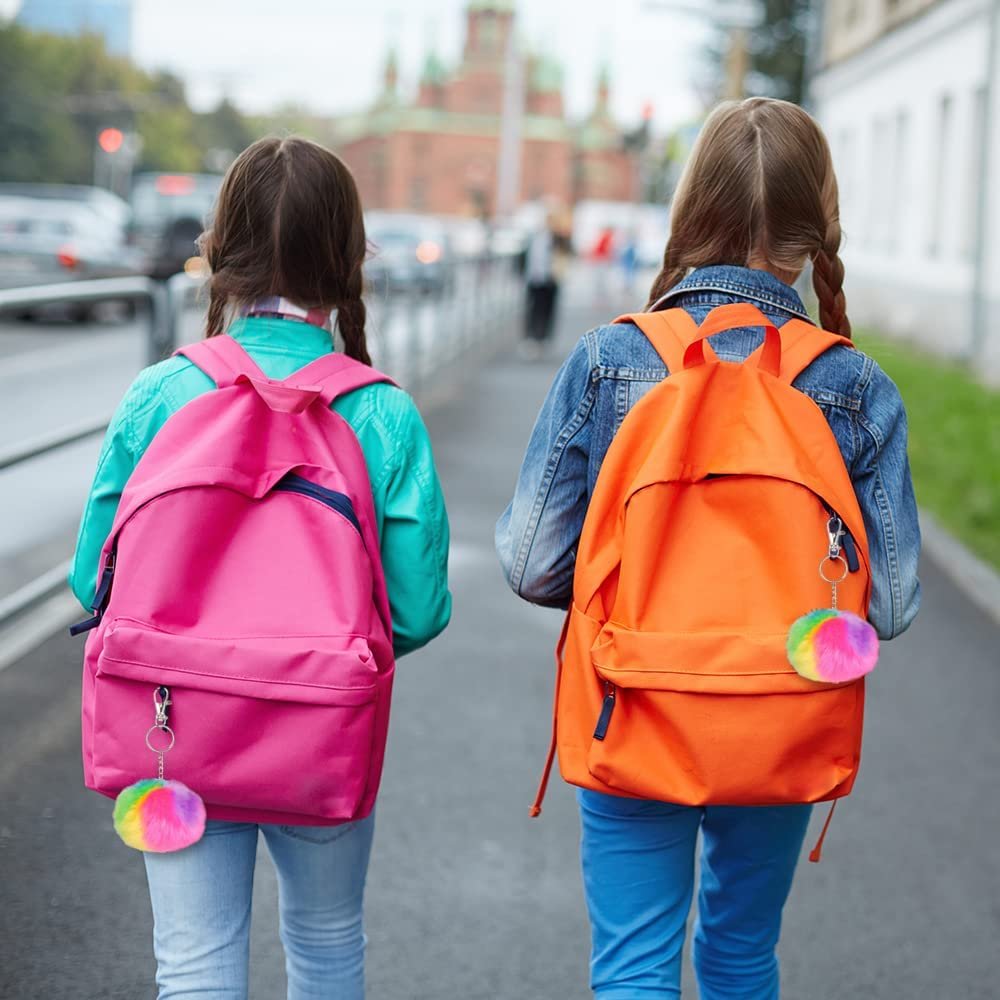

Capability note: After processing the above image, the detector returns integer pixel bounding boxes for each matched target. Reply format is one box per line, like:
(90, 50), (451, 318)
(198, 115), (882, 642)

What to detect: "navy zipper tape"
(69, 557), (115, 636)
(273, 474), (363, 535)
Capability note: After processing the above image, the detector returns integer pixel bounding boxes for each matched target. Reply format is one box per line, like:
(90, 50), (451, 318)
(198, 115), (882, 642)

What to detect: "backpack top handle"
(682, 303), (781, 377)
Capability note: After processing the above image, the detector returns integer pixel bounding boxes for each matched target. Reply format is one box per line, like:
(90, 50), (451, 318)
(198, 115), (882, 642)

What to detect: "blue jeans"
(142, 815), (375, 1000)
(578, 790), (812, 999)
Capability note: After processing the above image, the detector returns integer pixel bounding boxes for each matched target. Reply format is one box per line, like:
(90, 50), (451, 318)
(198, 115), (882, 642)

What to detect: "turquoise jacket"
(70, 316), (452, 657)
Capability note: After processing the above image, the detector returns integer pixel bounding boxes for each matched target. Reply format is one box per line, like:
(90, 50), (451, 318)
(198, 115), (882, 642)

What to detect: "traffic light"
(98, 127), (124, 154)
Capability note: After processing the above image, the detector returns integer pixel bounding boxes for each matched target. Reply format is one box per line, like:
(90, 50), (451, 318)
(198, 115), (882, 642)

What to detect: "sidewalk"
(1, 284), (998, 999)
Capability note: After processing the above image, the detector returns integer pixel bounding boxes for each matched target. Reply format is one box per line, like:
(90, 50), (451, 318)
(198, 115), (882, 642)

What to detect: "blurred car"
(129, 172), (222, 280)
(365, 214), (454, 297)
(0, 183), (131, 231)
(0, 195), (143, 318)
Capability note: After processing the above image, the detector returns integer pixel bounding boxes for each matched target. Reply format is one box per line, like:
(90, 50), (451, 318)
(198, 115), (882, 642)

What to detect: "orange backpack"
(531, 304), (872, 838)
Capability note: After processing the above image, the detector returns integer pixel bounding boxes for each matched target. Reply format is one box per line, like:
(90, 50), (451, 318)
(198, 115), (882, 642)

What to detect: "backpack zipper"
(273, 474), (362, 536)
(820, 501), (859, 571)
(593, 682), (616, 741)
(69, 553), (116, 636)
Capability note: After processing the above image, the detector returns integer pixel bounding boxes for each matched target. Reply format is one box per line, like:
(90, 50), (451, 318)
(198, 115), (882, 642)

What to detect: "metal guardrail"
(0, 253), (523, 636)
(0, 272), (198, 366)
(0, 415), (112, 473)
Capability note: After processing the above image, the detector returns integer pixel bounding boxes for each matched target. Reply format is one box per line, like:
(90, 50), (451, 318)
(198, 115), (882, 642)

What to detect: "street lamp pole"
(496, 9), (524, 221)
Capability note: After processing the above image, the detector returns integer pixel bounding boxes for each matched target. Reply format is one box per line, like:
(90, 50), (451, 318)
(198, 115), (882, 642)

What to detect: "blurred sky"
(0, 0), (711, 129)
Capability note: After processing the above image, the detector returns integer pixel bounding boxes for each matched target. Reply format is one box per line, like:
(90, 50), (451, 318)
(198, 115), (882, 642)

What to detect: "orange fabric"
(530, 611), (570, 817)
(545, 304), (871, 810)
(808, 801), (839, 863)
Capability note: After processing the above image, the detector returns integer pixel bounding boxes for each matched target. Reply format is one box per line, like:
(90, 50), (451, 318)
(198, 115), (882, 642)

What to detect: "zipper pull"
(69, 557), (115, 637)
(841, 530), (860, 572)
(593, 683), (616, 741)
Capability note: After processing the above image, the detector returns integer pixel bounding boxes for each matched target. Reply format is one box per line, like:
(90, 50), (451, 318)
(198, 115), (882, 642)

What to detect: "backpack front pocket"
(90, 620), (381, 821)
(586, 623), (864, 805)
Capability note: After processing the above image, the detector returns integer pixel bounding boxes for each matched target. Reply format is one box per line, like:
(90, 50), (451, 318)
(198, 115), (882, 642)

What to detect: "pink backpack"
(76, 336), (395, 826)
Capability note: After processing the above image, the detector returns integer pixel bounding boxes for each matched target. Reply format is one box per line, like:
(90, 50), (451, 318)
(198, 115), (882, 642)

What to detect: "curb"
(919, 509), (1000, 626)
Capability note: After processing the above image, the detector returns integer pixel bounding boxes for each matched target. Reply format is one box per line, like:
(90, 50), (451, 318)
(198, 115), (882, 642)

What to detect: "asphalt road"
(1, 285), (998, 999)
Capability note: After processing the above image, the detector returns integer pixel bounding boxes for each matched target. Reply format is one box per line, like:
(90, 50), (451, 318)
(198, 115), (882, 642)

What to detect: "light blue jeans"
(578, 790), (812, 999)
(142, 815), (375, 1000)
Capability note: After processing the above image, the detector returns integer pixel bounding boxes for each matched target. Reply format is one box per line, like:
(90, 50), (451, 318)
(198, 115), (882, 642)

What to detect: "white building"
(811, 0), (1000, 380)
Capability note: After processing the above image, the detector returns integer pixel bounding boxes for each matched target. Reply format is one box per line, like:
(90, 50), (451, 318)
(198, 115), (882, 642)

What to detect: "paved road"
(1, 287), (998, 999)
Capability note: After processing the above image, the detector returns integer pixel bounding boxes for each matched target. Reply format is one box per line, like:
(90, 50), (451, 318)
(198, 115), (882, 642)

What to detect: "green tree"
(193, 99), (256, 170)
(0, 23), (256, 183)
(747, 0), (819, 105)
(0, 25), (93, 182)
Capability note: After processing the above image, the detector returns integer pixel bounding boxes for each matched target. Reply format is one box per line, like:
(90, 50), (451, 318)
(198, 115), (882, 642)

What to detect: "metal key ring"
(819, 554), (849, 585)
(145, 725), (175, 754)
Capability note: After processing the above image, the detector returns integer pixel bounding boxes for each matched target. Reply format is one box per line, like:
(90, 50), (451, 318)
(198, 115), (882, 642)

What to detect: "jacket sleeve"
(378, 399), (452, 657)
(68, 394), (140, 610)
(853, 360), (922, 639)
(495, 336), (595, 607)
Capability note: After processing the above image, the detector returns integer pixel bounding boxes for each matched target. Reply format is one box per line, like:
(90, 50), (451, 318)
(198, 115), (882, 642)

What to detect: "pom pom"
(113, 779), (206, 852)
(786, 609), (879, 683)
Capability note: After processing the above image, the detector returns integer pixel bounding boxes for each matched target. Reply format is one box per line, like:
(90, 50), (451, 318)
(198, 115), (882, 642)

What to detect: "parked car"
(0, 183), (131, 232)
(365, 214), (454, 297)
(129, 172), (222, 280)
(0, 195), (142, 319)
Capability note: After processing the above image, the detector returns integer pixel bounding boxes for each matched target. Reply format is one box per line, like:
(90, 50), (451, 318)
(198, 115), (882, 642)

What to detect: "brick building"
(333, 1), (638, 217)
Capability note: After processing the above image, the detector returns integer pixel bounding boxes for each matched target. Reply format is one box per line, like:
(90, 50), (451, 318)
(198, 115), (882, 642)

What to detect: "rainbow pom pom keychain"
(113, 685), (205, 853)
(786, 515), (879, 683)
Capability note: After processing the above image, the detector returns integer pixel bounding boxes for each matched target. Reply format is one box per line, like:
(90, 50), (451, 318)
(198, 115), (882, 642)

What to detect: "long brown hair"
(646, 98), (850, 338)
(199, 136), (372, 364)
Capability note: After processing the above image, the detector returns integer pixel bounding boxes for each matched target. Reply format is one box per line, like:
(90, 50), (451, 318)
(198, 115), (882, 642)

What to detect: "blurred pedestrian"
(70, 137), (451, 1000)
(589, 224), (616, 306)
(497, 98), (921, 998)
(618, 228), (639, 295)
(522, 210), (570, 358)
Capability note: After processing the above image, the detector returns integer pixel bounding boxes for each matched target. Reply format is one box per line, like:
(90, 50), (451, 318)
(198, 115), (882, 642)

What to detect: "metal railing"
(0, 273), (195, 366)
(0, 252), (523, 635)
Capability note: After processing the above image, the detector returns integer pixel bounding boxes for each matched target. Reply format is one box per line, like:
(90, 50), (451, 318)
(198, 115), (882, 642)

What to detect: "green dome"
(531, 53), (563, 93)
(421, 50), (447, 85)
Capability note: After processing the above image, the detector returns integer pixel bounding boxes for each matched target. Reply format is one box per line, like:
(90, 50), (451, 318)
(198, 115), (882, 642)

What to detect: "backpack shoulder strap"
(613, 309), (718, 373)
(770, 319), (853, 383)
(175, 336), (266, 388)
(291, 352), (397, 405)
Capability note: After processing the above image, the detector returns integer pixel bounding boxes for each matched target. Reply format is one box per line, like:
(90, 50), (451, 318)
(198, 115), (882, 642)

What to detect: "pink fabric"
(81, 338), (397, 824)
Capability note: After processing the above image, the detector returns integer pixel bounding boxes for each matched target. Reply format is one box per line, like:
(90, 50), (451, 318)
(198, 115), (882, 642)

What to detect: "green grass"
(855, 331), (1000, 570)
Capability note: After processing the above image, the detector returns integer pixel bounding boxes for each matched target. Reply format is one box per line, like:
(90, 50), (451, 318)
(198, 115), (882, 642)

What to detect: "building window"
(888, 110), (908, 252)
(866, 117), (885, 248)
(928, 94), (952, 257)
(411, 177), (426, 211)
(480, 14), (499, 53)
(837, 128), (854, 232)
(965, 85), (988, 260)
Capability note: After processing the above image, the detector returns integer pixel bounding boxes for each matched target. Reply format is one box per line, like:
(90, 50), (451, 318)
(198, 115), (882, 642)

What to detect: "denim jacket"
(496, 265), (921, 640)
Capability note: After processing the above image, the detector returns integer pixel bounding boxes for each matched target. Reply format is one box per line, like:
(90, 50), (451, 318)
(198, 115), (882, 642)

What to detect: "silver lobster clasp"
(826, 516), (845, 559)
(153, 685), (171, 728)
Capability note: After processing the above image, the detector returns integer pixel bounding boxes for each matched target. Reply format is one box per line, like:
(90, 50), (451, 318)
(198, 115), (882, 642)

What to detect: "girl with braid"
(498, 99), (920, 998)
(72, 137), (451, 999)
